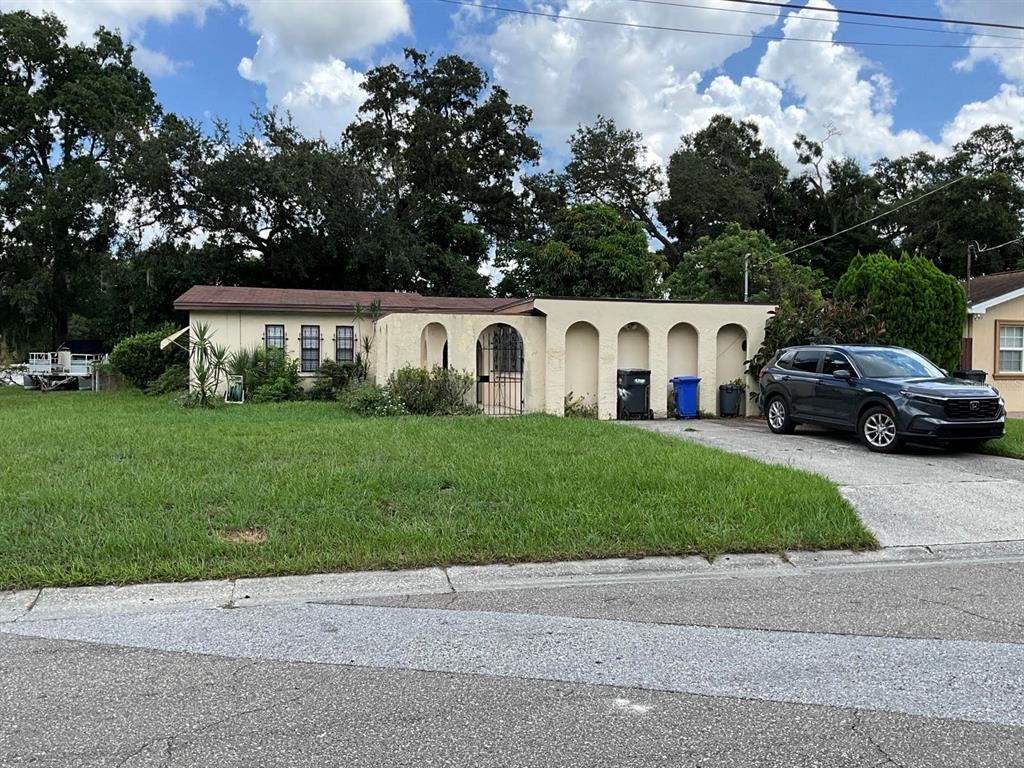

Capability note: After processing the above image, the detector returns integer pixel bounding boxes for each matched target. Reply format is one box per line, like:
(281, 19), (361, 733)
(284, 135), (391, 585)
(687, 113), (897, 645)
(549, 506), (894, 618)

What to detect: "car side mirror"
(834, 369), (853, 380)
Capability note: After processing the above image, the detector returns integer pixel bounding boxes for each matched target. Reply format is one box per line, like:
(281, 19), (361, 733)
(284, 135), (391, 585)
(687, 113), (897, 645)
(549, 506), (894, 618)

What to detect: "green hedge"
(834, 252), (966, 372)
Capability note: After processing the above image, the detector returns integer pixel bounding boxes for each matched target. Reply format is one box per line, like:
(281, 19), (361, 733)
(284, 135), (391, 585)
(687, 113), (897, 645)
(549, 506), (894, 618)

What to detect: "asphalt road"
(3, 555), (1023, 767)
(631, 418), (1024, 546)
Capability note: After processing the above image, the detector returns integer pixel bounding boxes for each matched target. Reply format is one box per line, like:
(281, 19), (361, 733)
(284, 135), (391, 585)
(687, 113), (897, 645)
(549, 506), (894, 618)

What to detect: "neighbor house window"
(264, 324), (285, 351)
(335, 326), (355, 363)
(300, 325), (321, 372)
(999, 323), (1024, 374)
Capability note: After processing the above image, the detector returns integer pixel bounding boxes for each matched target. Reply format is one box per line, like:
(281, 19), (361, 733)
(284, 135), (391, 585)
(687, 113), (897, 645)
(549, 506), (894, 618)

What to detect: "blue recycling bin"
(671, 375), (701, 419)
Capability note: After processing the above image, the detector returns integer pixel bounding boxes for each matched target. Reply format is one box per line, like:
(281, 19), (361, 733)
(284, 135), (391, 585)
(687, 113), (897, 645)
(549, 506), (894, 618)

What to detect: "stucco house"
(963, 268), (1024, 412)
(173, 286), (773, 418)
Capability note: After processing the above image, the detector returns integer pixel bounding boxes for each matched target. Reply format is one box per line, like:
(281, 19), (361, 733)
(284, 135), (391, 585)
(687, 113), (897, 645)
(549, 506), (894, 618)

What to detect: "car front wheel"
(766, 396), (795, 434)
(859, 406), (902, 453)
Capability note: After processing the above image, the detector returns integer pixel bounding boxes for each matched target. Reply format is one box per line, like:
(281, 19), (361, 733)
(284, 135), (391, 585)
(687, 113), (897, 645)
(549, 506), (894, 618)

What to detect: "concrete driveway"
(630, 419), (1024, 547)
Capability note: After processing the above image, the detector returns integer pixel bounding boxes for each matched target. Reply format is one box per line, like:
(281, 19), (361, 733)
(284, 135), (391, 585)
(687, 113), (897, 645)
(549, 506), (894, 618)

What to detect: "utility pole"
(966, 241), (978, 302)
(743, 252), (750, 303)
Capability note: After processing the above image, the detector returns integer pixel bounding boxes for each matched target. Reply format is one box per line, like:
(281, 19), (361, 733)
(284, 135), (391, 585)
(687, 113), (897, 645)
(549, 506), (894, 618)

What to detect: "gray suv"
(757, 345), (1006, 453)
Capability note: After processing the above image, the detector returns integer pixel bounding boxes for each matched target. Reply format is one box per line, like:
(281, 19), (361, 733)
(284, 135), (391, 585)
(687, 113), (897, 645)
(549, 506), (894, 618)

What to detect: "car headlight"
(899, 390), (944, 406)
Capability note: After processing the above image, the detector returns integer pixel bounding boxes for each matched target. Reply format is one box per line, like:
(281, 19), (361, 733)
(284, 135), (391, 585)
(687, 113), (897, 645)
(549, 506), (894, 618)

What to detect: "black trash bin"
(718, 384), (743, 417)
(617, 368), (653, 420)
(956, 369), (987, 383)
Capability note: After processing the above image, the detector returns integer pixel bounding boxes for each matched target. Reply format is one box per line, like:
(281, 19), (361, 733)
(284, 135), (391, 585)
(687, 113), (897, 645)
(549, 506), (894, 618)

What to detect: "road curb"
(3, 541), (1023, 624)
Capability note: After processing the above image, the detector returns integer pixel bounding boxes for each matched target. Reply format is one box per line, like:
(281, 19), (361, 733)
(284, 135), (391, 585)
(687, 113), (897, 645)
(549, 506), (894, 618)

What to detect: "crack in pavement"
(850, 709), (905, 768)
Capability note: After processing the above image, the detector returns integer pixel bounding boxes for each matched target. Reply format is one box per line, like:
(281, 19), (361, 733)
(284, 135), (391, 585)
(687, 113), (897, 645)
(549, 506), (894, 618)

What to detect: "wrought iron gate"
(477, 324), (524, 415)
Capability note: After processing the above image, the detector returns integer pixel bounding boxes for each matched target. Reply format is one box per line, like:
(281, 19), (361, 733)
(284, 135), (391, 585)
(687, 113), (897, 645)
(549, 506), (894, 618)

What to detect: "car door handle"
(780, 375), (791, 381)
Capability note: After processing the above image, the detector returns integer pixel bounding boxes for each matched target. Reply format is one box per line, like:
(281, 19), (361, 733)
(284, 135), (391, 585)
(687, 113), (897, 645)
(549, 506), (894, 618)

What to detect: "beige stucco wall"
(534, 298), (772, 419)
(375, 312), (548, 413)
(968, 293), (1024, 412)
(189, 310), (375, 386)
(189, 298), (773, 418)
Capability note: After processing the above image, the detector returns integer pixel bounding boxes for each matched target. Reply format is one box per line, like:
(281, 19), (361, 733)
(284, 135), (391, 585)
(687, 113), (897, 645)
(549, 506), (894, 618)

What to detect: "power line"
(625, 0), (1024, 41)
(780, 176), (967, 257)
(976, 237), (1024, 253)
(716, 0), (1024, 31)
(435, 0), (1024, 49)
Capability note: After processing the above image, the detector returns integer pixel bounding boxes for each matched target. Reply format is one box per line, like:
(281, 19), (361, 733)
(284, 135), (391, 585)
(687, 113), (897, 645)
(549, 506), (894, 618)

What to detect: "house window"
(999, 324), (1024, 373)
(335, 326), (355, 363)
(300, 325), (321, 372)
(264, 324), (285, 351)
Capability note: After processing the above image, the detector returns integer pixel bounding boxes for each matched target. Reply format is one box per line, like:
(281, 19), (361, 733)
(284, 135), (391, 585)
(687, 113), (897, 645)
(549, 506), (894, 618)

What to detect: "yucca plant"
(186, 323), (228, 408)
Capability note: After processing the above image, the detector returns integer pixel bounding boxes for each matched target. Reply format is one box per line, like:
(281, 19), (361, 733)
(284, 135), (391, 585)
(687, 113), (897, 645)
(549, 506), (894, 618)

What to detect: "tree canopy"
(1, 9), (1021, 358)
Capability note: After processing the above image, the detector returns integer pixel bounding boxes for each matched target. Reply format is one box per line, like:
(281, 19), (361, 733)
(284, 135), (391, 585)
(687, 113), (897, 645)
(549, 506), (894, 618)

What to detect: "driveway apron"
(629, 420), (1024, 547)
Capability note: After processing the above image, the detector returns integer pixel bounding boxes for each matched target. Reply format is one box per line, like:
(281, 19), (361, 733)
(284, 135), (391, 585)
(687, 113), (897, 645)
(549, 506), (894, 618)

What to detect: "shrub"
(834, 252), (966, 371)
(340, 382), (407, 416)
(746, 297), (886, 383)
(146, 364), (188, 395)
(386, 366), (478, 415)
(230, 346), (304, 402)
(110, 325), (185, 389)
(308, 359), (358, 401)
(564, 391), (597, 418)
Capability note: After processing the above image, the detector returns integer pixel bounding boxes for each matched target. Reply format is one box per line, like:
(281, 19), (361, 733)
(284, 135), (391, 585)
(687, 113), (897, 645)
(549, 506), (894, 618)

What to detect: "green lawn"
(0, 389), (874, 590)
(983, 418), (1024, 460)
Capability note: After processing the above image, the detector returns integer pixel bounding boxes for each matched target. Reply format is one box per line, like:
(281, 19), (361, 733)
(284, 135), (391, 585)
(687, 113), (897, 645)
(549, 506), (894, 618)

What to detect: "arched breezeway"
(564, 321), (599, 412)
(420, 322), (448, 369)
(476, 323), (525, 415)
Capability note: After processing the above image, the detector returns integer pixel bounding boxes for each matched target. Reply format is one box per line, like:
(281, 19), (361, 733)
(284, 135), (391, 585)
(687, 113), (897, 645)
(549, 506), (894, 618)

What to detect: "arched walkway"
(617, 323), (649, 369)
(564, 321), (599, 412)
(420, 322), (448, 369)
(477, 323), (524, 415)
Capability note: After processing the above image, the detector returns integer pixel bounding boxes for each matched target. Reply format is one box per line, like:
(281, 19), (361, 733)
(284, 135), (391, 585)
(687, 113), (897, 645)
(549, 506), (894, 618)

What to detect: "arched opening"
(617, 322), (649, 369)
(420, 322), (448, 369)
(716, 323), (748, 414)
(667, 322), (698, 377)
(476, 323), (524, 415)
(564, 321), (599, 413)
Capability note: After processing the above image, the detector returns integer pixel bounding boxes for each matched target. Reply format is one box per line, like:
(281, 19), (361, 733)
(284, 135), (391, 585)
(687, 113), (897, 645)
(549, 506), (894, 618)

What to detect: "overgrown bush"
(308, 359), (359, 401)
(564, 391), (597, 418)
(386, 366), (478, 415)
(230, 346), (304, 402)
(340, 382), (407, 416)
(747, 297), (886, 382)
(146, 363), (188, 395)
(834, 252), (966, 371)
(110, 325), (185, 389)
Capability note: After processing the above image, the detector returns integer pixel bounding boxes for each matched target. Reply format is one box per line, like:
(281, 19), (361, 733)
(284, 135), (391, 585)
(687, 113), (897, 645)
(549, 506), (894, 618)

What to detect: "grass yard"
(983, 418), (1024, 460)
(0, 390), (874, 590)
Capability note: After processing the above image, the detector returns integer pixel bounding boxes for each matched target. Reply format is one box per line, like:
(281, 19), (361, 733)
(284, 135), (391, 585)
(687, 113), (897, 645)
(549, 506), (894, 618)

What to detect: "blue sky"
(12, 0), (1023, 168)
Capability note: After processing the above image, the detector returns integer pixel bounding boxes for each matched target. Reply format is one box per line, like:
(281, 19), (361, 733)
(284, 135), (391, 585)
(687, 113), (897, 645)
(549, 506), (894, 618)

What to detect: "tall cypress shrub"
(834, 252), (966, 372)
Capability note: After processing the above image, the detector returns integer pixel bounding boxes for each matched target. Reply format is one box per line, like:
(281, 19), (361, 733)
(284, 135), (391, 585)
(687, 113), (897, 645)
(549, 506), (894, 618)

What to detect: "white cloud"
(231, 0), (411, 137)
(941, 83), (1024, 145)
(467, 0), (1018, 170)
(938, 0), (1024, 83)
(7, 0), (213, 77)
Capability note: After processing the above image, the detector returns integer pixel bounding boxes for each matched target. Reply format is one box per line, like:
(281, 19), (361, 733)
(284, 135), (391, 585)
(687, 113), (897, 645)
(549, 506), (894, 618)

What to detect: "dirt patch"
(220, 527), (267, 545)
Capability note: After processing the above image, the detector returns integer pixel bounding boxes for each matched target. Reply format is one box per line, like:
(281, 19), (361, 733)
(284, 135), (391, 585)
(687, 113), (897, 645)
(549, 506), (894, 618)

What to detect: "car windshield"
(849, 348), (944, 379)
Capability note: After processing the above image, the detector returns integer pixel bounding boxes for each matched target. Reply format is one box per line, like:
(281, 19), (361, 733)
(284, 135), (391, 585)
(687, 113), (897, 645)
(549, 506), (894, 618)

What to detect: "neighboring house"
(963, 269), (1024, 412)
(173, 286), (773, 418)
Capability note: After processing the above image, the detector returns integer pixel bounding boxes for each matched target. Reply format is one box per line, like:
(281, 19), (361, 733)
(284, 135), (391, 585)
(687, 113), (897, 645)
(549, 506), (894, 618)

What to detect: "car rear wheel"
(859, 406), (901, 453)
(766, 396), (795, 434)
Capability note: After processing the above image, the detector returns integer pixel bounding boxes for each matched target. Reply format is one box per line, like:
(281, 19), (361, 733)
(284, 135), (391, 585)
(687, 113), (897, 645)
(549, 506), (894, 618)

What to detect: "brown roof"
(962, 269), (1024, 306)
(173, 285), (536, 315)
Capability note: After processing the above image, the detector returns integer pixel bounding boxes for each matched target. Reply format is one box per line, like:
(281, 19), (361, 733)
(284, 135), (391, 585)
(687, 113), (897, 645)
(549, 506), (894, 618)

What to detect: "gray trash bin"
(956, 369), (987, 383)
(718, 384), (742, 417)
